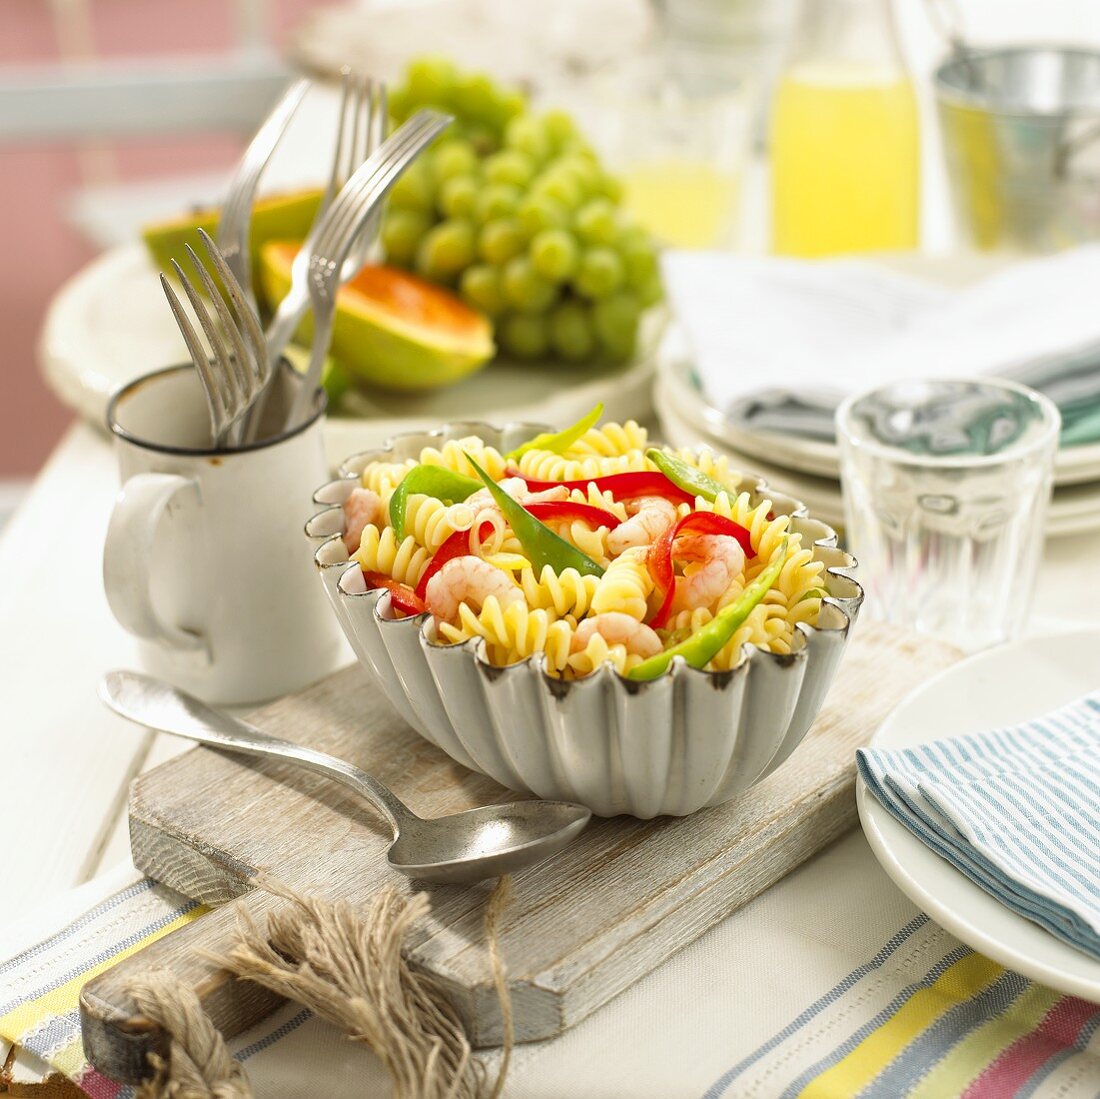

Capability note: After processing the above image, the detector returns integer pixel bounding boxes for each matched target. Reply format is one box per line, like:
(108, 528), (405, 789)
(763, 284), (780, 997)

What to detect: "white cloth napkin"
(858, 690), (1100, 958)
(662, 246), (1100, 412)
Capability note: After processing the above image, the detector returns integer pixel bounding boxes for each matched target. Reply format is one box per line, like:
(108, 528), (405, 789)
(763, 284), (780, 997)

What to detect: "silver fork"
(283, 108), (452, 430)
(216, 77), (311, 314)
(160, 228), (271, 449)
(264, 71), (387, 370)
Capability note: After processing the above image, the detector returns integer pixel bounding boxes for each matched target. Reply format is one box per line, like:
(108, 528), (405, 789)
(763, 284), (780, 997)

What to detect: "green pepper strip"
(506, 402), (604, 460)
(646, 448), (729, 503)
(465, 453), (605, 578)
(628, 538), (789, 681)
(389, 466), (481, 539)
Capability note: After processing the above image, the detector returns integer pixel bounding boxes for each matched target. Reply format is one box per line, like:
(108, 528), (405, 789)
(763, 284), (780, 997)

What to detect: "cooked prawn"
(342, 487), (383, 554)
(571, 612), (663, 658)
(464, 477), (570, 511)
(670, 533), (746, 614)
(606, 496), (677, 554)
(425, 557), (524, 624)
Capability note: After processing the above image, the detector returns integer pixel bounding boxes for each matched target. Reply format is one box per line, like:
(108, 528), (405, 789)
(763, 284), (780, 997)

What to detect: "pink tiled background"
(1, 0), (323, 476)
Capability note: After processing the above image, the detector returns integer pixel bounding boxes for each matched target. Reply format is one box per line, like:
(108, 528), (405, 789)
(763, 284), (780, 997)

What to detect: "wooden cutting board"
(80, 622), (958, 1083)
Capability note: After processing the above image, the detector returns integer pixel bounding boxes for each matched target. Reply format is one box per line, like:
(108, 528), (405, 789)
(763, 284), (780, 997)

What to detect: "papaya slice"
(259, 241), (495, 393)
(142, 188), (322, 303)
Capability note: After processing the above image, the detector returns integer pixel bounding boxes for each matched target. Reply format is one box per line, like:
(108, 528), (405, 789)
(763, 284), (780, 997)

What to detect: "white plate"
(658, 348), (1100, 489)
(857, 627), (1100, 1002)
(656, 369), (1100, 538)
(40, 242), (659, 468)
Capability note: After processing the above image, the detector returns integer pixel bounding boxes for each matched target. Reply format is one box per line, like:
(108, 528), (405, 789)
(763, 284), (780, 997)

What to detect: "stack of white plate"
(656, 342), (1100, 538)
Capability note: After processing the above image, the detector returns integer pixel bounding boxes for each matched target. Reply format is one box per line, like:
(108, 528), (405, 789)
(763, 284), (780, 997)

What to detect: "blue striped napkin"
(857, 690), (1100, 959)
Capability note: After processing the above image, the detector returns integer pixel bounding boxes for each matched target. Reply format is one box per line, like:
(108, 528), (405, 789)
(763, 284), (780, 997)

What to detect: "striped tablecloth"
(2, 843), (1098, 1098)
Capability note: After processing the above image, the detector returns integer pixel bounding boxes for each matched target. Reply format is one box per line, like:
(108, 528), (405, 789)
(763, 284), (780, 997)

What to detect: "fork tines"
(160, 228), (271, 449)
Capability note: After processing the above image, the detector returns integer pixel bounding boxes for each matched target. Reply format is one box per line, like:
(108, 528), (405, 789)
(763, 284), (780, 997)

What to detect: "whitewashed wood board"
(80, 622), (958, 1084)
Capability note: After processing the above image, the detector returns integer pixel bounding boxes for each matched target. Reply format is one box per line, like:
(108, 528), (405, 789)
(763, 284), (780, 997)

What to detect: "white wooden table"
(2, 421), (1099, 1095)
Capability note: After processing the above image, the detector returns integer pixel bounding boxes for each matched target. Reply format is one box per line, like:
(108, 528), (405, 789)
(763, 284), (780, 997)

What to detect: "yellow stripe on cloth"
(0, 905), (206, 1041)
(799, 953), (1004, 1099)
(907, 983), (1062, 1099)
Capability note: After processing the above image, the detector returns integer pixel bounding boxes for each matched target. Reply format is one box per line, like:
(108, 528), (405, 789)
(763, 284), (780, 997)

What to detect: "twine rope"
(127, 875), (514, 1099)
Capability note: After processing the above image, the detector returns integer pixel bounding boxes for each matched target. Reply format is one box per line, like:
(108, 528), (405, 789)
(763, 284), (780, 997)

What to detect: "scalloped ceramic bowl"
(306, 422), (863, 818)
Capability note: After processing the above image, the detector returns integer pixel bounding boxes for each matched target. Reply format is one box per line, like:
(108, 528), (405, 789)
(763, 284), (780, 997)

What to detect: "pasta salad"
(340, 408), (826, 680)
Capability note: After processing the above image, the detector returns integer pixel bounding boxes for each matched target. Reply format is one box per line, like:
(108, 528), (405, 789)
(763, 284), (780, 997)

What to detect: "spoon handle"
(100, 671), (411, 834)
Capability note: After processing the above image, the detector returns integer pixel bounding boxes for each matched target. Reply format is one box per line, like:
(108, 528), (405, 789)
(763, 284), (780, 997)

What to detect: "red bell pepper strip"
(647, 512), (756, 630)
(523, 500), (621, 529)
(361, 571), (427, 617)
(413, 525), (486, 601)
(509, 469), (695, 507)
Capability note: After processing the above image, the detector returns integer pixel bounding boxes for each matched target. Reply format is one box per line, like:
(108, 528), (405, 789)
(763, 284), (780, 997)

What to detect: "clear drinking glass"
(837, 378), (1060, 651)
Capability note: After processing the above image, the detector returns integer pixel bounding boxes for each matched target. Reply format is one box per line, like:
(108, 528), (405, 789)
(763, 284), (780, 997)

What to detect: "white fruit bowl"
(306, 421), (863, 818)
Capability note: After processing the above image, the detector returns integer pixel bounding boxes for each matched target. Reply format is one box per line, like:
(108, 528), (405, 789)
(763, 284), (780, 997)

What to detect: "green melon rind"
(259, 243), (495, 393)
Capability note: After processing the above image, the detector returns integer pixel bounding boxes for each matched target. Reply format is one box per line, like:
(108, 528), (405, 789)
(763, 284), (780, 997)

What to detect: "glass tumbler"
(837, 378), (1060, 651)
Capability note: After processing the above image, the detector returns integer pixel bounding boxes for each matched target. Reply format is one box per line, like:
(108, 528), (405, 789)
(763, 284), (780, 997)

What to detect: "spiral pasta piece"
(359, 459), (416, 502)
(569, 420), (648, 458)
(515, 447), (649, 483)
(353, 524), (431, 588)
(566, 633), (644, 678)
(591, 548), (653, 621)
(402, 494), (477, 552)
(418, 438), (508, 480)
(439, 597), (575, 673)
(517, 566), (600, 619)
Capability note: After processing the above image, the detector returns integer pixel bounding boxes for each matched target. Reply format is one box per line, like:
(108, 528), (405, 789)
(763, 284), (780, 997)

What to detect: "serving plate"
(656, 372), (1100, 538)
(39, 242), (659, 468)
(858, 627), (1100, 1002)
(658, 345), (1100, 488)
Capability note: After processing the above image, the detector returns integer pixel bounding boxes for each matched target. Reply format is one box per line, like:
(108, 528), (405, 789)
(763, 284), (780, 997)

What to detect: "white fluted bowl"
(307, 422), (862, 818)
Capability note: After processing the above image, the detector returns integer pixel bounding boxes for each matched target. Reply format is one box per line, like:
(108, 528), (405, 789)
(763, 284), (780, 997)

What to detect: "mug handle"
(103, 472), (206, 652)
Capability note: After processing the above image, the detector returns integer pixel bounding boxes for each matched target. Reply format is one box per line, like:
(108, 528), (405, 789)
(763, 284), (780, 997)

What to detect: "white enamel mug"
(104, 364), (347, 704)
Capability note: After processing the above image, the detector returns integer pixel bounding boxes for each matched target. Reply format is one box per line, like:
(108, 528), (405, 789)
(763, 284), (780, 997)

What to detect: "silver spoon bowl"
(100, 671), (591, 884)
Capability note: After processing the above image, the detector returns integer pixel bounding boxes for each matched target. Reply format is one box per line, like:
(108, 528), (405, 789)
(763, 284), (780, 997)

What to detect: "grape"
(593, 292), (640, 347)
(460, 264), (507, 316)
(452, 73), (500, 128)
(504, 115), (552, 165)
(575, 247), (624, 299)
(404, 57), (458, 109)
(438, 175), (478, 219)
(575, 198), (618, 246)
(517, 194), (568, 236)
(381, 209), (431, 265)
(476, 183), (522, 222)
(500, 313), (549, 359)
(600, 173), (624, 202)
(529, 228), (579, 282)
(543, 108), (576, 151)
(389, 160), (435, 213)
(502, 256), (558, 314)
(637, 272), (664, 308)
(415, 219), (475, 281)
(533, 172), (582, 211)
(549, 301), (595, 361)
(478, 218), (525, 265)
(483, 150), (534, 188)
(622, 240), (659, 291)
(432, 141), (478, 183)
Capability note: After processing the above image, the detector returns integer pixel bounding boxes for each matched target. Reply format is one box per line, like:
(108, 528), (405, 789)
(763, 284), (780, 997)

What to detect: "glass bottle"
(770, 0), (920, 257)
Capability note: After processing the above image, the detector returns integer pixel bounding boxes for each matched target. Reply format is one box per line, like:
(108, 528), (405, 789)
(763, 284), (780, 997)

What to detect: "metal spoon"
(100, 671), (591, 885)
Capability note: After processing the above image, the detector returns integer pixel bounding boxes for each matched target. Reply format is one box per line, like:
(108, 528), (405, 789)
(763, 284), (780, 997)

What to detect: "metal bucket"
(935, 46), (1100, 252)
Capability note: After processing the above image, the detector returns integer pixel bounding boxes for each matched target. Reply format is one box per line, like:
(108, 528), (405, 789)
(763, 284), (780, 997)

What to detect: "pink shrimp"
(571, 612), (663, 658)
(606, 496), (677, 554)
(464, 477), (570, 511)
(342, 487), (383, 554)
(670, 533), (746, 615)
(425, 557), (524, 624)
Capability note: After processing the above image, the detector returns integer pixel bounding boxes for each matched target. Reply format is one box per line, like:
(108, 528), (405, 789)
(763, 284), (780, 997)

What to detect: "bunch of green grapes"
(380, 58), (662, 363)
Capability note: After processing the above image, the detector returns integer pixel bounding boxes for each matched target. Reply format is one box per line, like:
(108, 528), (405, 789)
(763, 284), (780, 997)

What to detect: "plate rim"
(857, 625), (1100, 1002)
